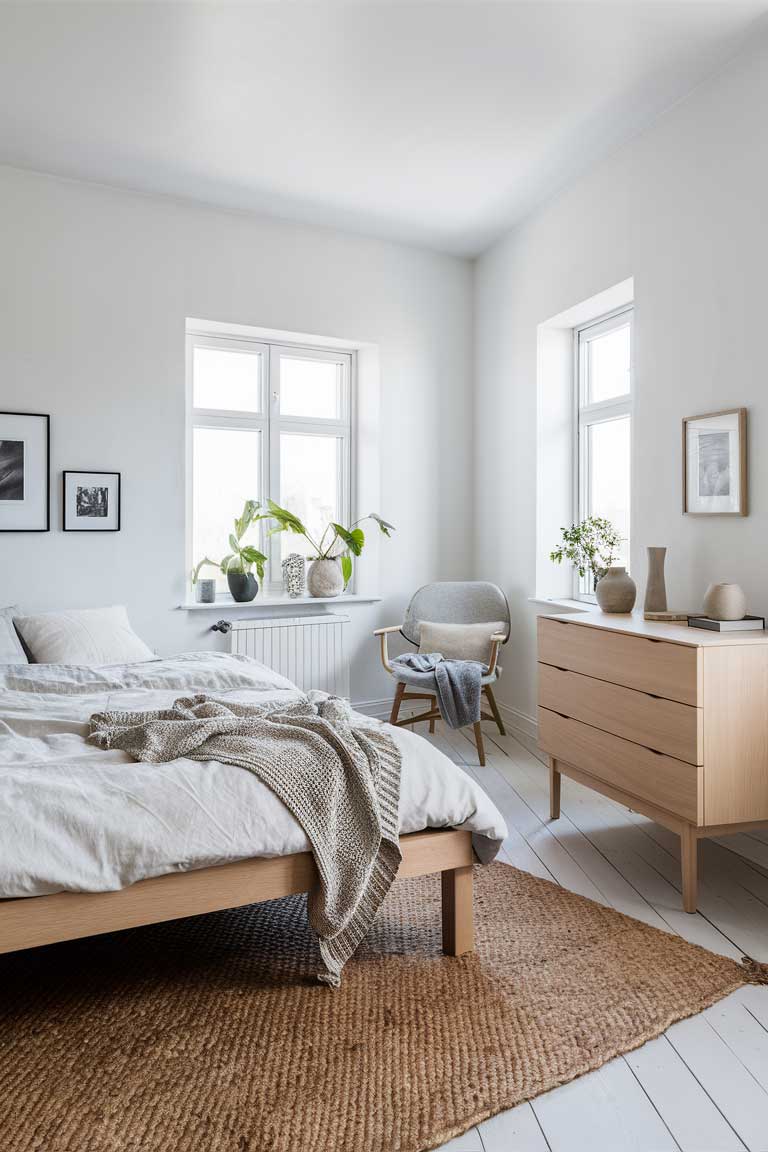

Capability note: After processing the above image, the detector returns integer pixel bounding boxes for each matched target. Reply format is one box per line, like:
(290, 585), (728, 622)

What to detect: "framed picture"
(63, 471), (121, 532)
(0, 411), (50, 532)
(683, 408), (747, 516)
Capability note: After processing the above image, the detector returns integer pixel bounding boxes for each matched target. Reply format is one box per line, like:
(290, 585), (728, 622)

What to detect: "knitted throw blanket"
(88, 694), (402, 987)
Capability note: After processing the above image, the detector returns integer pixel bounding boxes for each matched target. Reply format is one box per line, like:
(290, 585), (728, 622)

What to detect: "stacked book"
(643, 610), (765, 632)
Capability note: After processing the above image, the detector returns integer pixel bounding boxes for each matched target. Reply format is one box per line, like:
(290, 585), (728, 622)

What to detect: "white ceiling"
(0, 1), (765, 255)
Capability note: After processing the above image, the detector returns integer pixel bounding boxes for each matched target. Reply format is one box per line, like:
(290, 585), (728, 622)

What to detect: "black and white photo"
(0, 413), (49, 531)
(63, 471), (121, 531)
(683, 408), (747, 516)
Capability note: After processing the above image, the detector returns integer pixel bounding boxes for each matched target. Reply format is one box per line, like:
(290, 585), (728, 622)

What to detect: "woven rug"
(0, 862), (764, 1152)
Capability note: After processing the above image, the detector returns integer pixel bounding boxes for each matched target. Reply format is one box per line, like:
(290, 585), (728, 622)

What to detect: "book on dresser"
(537, 610), (768, 913)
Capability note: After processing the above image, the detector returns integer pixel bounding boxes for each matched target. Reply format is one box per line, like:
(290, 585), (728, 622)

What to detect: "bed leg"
(441, 864), (474, 955)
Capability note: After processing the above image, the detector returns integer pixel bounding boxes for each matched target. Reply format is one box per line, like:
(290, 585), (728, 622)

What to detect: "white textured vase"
(307, 557), (344, 598)
(703, 582), (746, 621)
(595, 567), (637, 614)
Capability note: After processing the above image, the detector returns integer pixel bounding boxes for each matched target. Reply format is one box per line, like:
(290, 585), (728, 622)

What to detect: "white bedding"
(0, 653), (507, 898)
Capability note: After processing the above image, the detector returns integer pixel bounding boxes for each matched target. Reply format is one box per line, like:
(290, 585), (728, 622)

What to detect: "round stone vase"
(595, 567), (637, 614)
(703, 582), (746, 621)
(307, 558), (344, 598)
(226, 571), (258, 603)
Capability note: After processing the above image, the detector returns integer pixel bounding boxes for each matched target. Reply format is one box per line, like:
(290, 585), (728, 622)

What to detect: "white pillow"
(0, 606), (28, 663)
(14, 606), (155, 666)
(418, 620), (507, 663)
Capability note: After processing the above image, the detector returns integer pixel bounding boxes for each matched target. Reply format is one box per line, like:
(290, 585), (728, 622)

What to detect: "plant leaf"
(332, 524), (365, 556)
(229, 533), (240, 554)
(340, 554), (353, 588)
(267, 500), (306, 535)
(368, 513), (395, 537)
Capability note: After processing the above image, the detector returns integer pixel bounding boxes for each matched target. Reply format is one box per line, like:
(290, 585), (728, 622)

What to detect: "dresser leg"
(681, 824), (698, 913)
(549, 757), (561, 821)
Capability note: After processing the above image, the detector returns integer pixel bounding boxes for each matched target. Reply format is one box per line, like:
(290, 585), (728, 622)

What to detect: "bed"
(0, 652), (507, 963)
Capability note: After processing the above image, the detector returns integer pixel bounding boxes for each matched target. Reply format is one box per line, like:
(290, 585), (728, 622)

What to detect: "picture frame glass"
(0, 413), (49, 531)
(64, 472), (120, 531)
(685, 411), (742, 515)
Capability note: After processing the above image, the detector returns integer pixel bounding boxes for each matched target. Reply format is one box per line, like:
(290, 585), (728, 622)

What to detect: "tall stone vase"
(643, 547), (667, 613)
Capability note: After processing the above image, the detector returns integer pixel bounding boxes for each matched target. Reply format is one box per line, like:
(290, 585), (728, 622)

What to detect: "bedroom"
(1, 1), (768, 1150)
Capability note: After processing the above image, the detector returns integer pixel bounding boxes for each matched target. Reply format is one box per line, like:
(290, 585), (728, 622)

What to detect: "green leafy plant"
(266, 501), (395, 589)
(550, 517), (622, 588)
(190, 499), (268, 585)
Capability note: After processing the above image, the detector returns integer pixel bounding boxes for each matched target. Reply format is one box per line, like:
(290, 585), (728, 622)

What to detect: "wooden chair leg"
(483, 685), (505, 735)
(441, 864), (474, 955)
(473, 721), (485, 766)
(681, 824), (698, 913)
(389, 682), (405, 726)
(429, 695), (436, 733)
(549, 756), (561, 820)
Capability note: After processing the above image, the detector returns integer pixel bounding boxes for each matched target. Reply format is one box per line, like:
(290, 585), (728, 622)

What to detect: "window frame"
(187, 331), (355, 598)
(573, 305), (633, 601)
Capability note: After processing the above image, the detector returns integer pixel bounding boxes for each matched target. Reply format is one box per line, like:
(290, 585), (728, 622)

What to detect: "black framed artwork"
(0, 411), (50, 532)
(63, 471), (121, 532)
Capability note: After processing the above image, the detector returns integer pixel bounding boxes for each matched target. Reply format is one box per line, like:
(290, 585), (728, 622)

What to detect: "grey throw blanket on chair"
(392, 652), (485, 729)
(88, 693), (402, 988)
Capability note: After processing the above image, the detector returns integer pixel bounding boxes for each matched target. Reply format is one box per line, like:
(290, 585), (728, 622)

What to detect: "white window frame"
(573, 305), (633, 600)
(187, 331), (354, 597)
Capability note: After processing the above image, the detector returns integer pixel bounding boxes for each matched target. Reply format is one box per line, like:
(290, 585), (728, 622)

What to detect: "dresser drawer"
(538, 617), (700, 706)
(538, 663), (702, 764)
(539, 707), (700, 822)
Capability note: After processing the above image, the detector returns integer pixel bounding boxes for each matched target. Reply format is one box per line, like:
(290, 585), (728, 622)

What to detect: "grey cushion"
(402, 581), (510, 646)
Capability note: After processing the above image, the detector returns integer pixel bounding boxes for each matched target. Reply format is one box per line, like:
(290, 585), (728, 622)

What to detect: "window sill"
(179, 593), (382, 610)
(527, 596), (592, 613)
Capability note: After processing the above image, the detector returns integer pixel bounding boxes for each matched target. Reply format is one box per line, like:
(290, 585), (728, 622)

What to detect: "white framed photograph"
(0, 411), (50, 532)
(63, 470), (121, 531)
(683, 408), (747, 516)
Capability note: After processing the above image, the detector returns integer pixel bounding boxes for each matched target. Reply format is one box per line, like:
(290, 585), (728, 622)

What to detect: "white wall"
(475, 32), (768, 730)
(0, 167), (474, 705)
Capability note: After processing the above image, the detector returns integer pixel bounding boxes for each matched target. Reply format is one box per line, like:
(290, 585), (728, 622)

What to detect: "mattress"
(0, 652), (507, 898)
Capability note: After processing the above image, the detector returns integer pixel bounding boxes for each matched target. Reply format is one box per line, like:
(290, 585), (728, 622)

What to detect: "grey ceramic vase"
(643, 547), (667, 613)
(307, 557), (344, 597)
(227, 571), (258, 603)
(595, 567), (637, 613)
(195, 578), (216, 604)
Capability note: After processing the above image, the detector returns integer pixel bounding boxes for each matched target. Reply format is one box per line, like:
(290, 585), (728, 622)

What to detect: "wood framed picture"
(63, 471), (121, 532)
(683, 408), (747, 516)
(0, 411), (50, 532)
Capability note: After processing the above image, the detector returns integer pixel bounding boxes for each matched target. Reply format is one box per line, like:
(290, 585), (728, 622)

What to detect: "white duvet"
(0, 653), (507, 898)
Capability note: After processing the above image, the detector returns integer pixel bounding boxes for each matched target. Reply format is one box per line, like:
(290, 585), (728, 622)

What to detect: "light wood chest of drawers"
(537, 612), (768, 912)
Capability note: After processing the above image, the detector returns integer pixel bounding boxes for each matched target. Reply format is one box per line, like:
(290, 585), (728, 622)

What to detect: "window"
(575, 307), (632, 597)
(188, 332), (352, 594)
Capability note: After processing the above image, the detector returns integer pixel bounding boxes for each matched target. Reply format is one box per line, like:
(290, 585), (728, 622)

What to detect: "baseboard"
(352, 697), (393, 720)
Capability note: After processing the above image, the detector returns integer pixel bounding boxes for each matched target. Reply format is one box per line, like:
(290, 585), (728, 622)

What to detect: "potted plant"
(265, 501), (395, 597)
(190, 500), (268, 604)
(550, 516), (635, 613)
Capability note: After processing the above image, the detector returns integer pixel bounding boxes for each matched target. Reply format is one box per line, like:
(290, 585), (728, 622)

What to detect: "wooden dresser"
(537, 611), (768, 912)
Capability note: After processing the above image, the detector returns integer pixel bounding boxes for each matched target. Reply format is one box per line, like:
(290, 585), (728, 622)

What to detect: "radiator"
(229, 613), (351, 697)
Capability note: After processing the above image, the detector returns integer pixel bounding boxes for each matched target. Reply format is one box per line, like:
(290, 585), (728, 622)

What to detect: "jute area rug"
(1, 862), (765, 1152)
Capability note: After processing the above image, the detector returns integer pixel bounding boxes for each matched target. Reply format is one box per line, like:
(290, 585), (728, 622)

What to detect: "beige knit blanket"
(88, 694), (402, 987)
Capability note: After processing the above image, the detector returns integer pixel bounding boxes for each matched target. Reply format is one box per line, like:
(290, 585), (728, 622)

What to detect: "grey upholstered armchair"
(374, 581), (510, 765)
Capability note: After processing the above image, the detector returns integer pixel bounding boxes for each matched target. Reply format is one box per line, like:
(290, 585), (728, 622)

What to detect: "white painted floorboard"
(425, 721), (768, 1152)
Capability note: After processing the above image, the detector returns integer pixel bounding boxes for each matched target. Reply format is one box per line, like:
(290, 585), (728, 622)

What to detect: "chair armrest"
(486, 634), (506, 676)
(373, 625), (402, 673)
(373, 625), (402, 636)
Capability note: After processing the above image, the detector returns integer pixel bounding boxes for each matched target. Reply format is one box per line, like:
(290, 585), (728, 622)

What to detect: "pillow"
(14, 606), (155, 666)
(0, 606), (28, 663)
(418, 620), (507, 664)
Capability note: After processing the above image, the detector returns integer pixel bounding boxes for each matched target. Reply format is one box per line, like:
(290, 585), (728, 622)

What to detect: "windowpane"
(279, 432), (341, 560)
(193, 346), (262, 413)
(588, 416), (630, 567)
(587, 323), (630, 403)
(280, 356), (342, 419)
(193, 426), (261, 588)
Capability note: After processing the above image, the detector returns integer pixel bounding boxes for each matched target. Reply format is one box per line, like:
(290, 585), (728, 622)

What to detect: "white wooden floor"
(421, 720), (768, 1152)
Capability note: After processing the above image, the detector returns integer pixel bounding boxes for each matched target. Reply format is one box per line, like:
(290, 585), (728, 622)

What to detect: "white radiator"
(229, 614), (351, 697)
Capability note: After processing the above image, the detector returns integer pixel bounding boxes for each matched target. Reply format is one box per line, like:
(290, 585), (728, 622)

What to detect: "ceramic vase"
(282, 553), (306, 598)
(195, 578), (216, 604)
(595, 566), (637, 613)
(703, 582), (746, 621)
(307, 557), (344, 598)
(643, 547), (667, 613)
(226, 571), (258, 603)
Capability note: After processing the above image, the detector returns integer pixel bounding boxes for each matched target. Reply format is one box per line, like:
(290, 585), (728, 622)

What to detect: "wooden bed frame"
(0, 829), (474, 959)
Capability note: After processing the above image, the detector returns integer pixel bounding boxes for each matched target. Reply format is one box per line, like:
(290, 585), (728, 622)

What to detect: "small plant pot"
(595, 567), (636, 613)
(195, 578), (216, 604)
(307, 558), (344, 598)
(227, 571), (258, 603)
